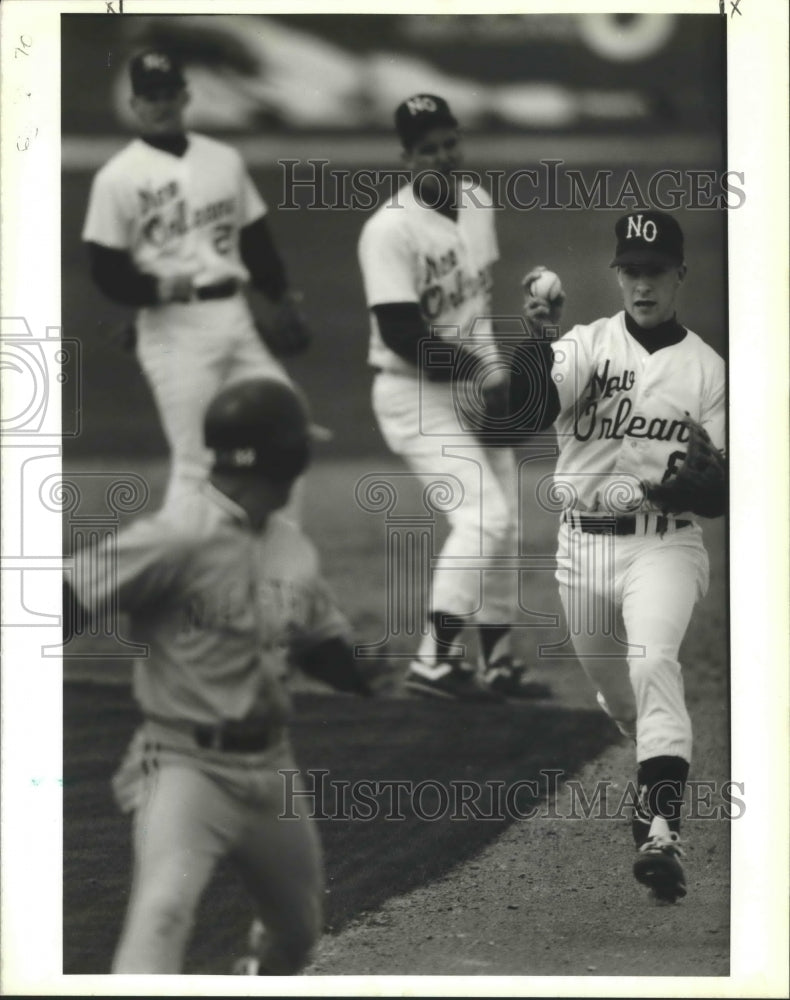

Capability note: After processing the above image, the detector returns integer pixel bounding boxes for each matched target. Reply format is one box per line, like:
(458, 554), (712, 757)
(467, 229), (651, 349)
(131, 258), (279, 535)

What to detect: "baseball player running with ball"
(64, 377), (371, 974)
(511, 210), (726, 902)
(358, 94), (534, 703)
(82, 50), (310, 510)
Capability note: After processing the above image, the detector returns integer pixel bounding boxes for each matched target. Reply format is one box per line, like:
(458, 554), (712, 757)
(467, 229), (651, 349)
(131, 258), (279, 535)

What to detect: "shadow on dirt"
(64, 683), (614, 974)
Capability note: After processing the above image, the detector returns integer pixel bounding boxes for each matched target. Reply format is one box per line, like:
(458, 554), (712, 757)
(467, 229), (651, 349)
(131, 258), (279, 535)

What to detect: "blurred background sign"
(62, 13), (724, 137)
(61, 12), (726, 460)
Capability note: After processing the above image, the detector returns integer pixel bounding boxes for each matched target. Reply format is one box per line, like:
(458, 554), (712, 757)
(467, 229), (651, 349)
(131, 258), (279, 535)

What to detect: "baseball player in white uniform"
(64, 377), (371, 974)
(358, 94), (535, 702)
(518, 210), (726, 901)
(82, 50), (309, 510)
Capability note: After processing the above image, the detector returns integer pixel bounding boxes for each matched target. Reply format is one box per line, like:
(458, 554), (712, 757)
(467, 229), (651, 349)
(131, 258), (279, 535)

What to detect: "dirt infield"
(305, 696), (731, 978)
(59, 139), (731, 982)
(62, 457), (730, 978)
(63, 683), (616, 975)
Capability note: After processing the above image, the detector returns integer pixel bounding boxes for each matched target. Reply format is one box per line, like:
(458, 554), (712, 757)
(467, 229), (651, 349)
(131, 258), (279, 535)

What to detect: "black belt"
(146, 714), (279, 753)
(563, 512), (692, 535)
(194, 724), (275, 753)
(194, 278), (239, 301)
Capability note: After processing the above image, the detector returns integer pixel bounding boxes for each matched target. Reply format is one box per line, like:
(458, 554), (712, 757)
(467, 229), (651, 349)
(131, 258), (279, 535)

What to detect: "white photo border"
(0, 0), (787, 996)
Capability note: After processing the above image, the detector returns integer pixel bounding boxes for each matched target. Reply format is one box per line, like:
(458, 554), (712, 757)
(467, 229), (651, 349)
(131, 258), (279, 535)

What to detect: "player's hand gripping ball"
(522, 265), (565, 336)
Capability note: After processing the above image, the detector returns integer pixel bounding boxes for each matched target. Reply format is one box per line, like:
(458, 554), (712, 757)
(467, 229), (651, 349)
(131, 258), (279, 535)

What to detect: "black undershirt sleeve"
(86, 242), (160, 307)
(509, 337), (561, 431)
(295, 636), (372, 696)
(372, 302), (485, 381)
(239, 216), (288, 302)
(372, 302), (425, 367)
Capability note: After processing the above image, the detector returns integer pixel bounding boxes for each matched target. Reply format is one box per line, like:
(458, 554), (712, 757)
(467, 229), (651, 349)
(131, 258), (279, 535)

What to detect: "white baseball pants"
(136, 295), (294, 511)
(372, 371), (519, 629)
(556, 520), (709, 763)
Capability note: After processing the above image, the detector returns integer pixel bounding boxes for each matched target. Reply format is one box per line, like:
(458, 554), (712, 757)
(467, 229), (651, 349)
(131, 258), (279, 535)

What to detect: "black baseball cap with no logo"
(394, 94), (458, 149)
(129, 49), (186, 96)
(610, 210), (685, 268)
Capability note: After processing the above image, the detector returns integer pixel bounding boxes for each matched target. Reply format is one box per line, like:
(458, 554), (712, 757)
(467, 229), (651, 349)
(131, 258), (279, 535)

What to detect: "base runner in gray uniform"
(65, 378), (371, 974)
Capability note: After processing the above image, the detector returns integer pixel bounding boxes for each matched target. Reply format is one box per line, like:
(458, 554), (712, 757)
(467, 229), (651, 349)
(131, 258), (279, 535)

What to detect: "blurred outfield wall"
(62, 13), (725, 138)
(61, 13), (727, 459)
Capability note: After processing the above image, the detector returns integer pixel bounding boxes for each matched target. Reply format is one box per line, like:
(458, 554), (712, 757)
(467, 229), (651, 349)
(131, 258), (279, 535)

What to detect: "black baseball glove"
(255, 292), (312, 357)
(643, 416), (727, 518)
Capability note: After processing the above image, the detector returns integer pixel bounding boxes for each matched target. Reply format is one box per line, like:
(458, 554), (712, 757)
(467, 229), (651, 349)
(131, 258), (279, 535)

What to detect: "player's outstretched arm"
(462, 267), (566, 443)
(67, 516), (188, 617)
(294, 636), (374, 696)
(511, 265), (566, 431)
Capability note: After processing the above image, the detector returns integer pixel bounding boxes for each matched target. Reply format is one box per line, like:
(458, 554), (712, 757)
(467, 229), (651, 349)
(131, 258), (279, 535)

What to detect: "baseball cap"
(394, 94), (458, 149)
(129, 49), (186, 96)
(205, 378), (313, 481)
(610, 210), (685, 268)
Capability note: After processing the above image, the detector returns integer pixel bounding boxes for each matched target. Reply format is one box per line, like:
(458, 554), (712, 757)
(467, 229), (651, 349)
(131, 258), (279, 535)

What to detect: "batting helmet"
(204, 378), (312, 481)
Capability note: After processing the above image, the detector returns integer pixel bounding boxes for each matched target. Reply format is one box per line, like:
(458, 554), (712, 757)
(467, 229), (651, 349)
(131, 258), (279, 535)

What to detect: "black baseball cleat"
(405, 660), (505, 702)
(482, 657), (551, 699)
(633, 830), (687, 902)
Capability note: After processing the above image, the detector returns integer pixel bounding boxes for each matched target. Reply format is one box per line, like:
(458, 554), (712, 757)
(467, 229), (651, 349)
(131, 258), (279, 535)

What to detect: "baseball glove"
(642, 416), (727, 518)
(255, 292), (312, 357)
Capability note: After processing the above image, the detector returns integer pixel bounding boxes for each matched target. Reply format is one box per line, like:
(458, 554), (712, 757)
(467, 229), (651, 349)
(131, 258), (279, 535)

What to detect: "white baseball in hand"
(528, 269), (563, 303)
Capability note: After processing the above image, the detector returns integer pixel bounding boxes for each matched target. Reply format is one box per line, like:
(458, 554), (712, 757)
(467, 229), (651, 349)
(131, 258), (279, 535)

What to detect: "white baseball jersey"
(68, 483), (349, 726)
(358, 181), (518, 643)
(82, 132), (265, 287)
(358, 182), (499, 374)
(82, 131), (291, 511)
(550, 311), (725, 514)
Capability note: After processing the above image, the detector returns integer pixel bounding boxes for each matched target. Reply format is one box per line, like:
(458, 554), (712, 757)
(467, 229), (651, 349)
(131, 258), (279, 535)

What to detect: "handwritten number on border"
(14, 35), (35, 150)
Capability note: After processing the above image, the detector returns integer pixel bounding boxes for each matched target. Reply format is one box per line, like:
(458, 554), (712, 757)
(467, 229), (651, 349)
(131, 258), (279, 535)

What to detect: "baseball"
(528, 269), (563, 302)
